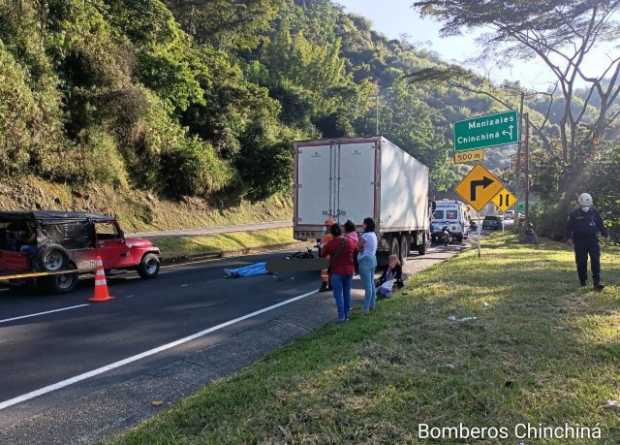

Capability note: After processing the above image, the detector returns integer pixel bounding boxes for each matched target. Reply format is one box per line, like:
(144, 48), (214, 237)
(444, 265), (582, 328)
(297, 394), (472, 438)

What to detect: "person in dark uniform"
(566, 193), (608, 291)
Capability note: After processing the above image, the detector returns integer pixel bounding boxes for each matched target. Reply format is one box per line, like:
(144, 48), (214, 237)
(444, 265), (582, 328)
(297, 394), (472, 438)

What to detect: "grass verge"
(157, 228), (299, 260)
(110, 234), (620, 445)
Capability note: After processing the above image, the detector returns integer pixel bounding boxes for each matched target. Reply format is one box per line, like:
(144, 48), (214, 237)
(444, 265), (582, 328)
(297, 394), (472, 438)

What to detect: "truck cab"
(431, 200), (470, 243)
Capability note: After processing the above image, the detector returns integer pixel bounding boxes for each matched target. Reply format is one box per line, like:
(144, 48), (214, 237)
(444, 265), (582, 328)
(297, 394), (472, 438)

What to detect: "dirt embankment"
(0, 176), (292, 232)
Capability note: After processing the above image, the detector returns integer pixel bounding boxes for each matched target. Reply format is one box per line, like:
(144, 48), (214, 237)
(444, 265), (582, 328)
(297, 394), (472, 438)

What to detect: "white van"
(431, 200), (470, 243)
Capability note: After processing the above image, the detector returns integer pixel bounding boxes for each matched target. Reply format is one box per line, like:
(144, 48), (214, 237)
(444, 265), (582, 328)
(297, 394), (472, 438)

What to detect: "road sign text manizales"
(454, 111), (519, 151)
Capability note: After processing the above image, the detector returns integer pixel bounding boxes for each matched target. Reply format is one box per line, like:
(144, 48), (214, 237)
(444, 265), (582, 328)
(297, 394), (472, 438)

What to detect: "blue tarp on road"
(224, 262), (269, 278)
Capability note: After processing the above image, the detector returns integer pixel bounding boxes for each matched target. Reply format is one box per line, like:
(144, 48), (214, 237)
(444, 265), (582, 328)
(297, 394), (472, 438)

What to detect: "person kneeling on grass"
(376, 254), (404, 299)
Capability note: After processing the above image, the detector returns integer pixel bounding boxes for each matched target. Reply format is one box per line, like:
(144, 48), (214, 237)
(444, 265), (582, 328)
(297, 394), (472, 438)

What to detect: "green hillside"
(1, 0), (528, 209)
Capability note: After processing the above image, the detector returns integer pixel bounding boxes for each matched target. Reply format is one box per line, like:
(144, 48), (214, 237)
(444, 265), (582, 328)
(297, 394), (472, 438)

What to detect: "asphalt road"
(0, 251), (316, 401)
(0, 244), (465, 445)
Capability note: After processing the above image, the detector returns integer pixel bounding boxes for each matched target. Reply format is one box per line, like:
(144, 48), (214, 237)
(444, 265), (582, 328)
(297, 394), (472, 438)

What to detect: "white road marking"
(0, 304), (90, 325)
(0, 289), (319, 411)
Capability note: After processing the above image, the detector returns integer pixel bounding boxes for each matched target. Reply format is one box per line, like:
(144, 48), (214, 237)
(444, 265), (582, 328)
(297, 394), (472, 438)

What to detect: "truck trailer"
(293, 137), (430, 264)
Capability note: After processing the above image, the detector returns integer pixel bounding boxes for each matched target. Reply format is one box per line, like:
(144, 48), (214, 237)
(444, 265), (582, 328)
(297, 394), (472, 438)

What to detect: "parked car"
(0, 211), (161, 293)
(482, 215), (503, 231)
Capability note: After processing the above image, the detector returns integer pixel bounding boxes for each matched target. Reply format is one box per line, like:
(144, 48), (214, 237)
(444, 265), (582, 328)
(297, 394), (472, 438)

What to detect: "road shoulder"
(106, 236), (620, 445)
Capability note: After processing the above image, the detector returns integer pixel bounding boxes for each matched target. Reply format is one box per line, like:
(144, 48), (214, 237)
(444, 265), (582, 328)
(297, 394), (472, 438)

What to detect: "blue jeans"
(331, 273), (352, 320)
(358, 255), (377, 312)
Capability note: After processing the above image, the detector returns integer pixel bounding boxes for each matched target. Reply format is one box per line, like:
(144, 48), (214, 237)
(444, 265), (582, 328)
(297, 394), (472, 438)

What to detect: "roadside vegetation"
(1, 1), (616, 238)
(0, 176), (292, 232)
(110, 234), (620, 445)
(157, 228), (299, 260)
(1, 0), (540, 214)
(412, 1), (620, 241)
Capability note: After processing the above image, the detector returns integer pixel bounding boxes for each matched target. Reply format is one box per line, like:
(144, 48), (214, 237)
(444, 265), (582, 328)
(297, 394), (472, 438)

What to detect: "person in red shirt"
(321, 223), (358, 322)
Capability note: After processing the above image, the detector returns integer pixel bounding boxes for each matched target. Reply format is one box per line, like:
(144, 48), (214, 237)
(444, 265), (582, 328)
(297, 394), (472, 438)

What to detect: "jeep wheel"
(138, 253), (160, 279)
(36, 246), (68, 272)
(46, 272), (79, 294)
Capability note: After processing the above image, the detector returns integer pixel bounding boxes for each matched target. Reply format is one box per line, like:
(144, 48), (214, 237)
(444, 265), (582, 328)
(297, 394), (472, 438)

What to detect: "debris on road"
(224, 262), (269, 279)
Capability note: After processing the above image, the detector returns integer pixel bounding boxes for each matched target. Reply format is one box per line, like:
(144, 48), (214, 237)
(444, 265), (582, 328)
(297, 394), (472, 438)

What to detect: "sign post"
(524, 113), (530, 223)
(451, 111), (520, 254)
(453, 111), (519, 152)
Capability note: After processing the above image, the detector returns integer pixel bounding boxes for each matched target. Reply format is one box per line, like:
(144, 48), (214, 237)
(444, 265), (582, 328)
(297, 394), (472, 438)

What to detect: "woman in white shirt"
(357, 217), (378, 313)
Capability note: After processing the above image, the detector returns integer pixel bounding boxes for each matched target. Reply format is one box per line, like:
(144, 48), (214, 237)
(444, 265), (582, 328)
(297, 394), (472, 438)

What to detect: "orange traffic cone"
(89, 256), (114, 303)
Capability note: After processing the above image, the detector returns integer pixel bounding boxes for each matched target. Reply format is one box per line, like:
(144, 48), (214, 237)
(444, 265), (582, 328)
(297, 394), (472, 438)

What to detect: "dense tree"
(6, 0), (604, 205)
(413, 0), (620, 167)
(165, 0), (279, 50)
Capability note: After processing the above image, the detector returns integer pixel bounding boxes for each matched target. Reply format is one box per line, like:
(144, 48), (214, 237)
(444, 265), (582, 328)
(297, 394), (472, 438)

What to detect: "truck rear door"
(296, 144), (334, 226)
(336, 142), (376, 224)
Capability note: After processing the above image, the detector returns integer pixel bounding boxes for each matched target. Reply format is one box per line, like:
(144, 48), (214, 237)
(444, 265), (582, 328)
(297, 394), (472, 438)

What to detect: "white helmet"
(578, 193), (593, 209)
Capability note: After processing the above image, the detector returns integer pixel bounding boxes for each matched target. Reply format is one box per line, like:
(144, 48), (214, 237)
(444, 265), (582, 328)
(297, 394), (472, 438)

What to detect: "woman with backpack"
(321, 223), (358, 322)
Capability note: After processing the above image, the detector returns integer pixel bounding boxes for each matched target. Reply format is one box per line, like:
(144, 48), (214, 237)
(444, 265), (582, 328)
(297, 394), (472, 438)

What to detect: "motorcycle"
(284, 248), (315, 260)
(438, 225), (452, 245)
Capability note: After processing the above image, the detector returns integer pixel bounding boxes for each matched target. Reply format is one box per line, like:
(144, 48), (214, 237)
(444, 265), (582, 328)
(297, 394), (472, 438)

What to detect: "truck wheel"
(418, 234), (428, 256)
(390, 237), (400, 261)
(399, 236), (409, 265)
(138, 253), (160, 279)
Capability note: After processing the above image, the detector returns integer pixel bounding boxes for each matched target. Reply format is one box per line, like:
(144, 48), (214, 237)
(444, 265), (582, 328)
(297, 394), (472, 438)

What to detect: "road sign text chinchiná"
(454, 111), (519, 152)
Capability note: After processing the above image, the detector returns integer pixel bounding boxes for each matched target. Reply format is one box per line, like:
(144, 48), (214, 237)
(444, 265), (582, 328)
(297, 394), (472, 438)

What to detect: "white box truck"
(293, 137), (431, 263)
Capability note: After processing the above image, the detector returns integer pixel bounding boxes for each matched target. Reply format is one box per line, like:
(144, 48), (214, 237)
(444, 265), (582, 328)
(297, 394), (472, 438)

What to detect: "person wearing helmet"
(318, 218), (336, 292)
(566, 193), (609, 291)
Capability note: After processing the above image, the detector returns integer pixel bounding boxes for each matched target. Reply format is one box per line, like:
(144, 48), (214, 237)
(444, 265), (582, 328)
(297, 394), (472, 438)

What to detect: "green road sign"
(516, 202), (525, 212)
(454, 111), (519, 152)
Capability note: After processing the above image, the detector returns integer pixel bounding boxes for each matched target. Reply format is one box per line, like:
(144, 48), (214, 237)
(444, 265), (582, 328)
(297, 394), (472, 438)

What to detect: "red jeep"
(0, 211), (161, 293)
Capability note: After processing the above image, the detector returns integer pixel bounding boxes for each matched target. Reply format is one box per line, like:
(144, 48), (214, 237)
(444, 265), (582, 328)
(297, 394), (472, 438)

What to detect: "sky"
(334, 0), (616, 90)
